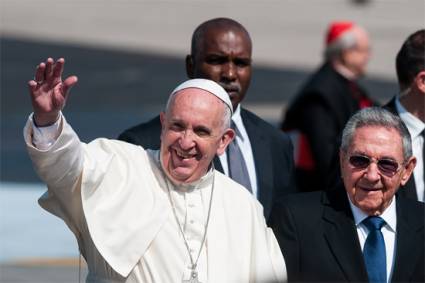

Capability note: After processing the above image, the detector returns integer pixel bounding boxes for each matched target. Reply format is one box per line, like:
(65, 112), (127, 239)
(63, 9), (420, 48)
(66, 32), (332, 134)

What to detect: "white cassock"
(24, 114), (287, 283)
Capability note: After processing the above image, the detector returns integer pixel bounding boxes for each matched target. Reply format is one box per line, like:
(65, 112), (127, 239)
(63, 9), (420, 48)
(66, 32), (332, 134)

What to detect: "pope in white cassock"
(24, 58), (287, 283)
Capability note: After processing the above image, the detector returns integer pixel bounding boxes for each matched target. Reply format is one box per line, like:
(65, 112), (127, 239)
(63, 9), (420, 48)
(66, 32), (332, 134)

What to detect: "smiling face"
(340, 126), (415, 215)
(159, 88), (234, 184)
(187, 25), (252, 111)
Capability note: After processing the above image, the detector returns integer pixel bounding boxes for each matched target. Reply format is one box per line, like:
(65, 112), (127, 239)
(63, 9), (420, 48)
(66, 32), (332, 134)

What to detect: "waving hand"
(28, 58), (78, 126)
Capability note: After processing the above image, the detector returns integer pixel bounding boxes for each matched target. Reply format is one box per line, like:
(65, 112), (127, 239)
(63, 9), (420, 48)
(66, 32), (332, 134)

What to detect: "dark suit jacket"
(282, 62), (373, 192)
(268, 184), (425, 282)
(118, 108), (296, 220)
(384, 97), (419, 201)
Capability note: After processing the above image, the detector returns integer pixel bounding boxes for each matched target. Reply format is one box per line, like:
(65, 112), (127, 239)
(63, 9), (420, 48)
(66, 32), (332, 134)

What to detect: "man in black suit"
(118, 18), (296, 220)
(281, 21), (374, 192)
(384, 29), (425, 202)
(270, 107), (424, 282)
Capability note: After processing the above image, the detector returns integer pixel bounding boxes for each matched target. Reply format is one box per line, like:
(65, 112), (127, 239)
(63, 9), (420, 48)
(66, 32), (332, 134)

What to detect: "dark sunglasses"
(348, 155), (402, 177)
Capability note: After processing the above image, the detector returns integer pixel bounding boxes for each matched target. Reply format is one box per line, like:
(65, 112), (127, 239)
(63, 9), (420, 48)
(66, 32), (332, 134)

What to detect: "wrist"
(33, 112), (60, 127)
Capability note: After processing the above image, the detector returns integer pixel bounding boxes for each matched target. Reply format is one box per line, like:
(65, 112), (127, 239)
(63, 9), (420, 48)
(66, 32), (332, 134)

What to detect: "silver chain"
(165, 171), (214, 281)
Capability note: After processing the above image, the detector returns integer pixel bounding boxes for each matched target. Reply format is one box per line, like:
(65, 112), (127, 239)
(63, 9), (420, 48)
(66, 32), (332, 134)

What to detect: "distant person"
(24, 58), (287, 282)
(119, 18), (296, 220)
(270, 107), (424, 282)
(281, 21), (374, 192)
(384, 29), (425, 202)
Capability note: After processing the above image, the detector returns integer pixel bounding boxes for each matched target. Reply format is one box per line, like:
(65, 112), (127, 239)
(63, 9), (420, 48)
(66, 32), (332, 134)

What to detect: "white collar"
(232, 104), (242, 125)
(348, 193), (397, 232)
(231, 104), (246, 141)
(395, 96), (425, 139)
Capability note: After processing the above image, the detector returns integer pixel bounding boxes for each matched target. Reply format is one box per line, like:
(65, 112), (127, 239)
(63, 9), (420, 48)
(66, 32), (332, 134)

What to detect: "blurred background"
(1, 0), (424, 282)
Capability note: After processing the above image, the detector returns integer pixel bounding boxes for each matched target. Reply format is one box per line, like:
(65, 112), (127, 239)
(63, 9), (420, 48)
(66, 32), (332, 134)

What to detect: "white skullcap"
(171, 78), (233, 115)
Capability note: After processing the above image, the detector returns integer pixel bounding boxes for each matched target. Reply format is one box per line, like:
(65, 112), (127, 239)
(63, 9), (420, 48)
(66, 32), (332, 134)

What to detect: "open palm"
(28, 58), (78, 126)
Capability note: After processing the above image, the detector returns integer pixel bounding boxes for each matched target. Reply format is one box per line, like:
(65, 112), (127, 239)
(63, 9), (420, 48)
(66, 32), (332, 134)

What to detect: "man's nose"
(364, 162), (381, 181)
(221, 62), (236, 81)
(179, 130), (195, 149)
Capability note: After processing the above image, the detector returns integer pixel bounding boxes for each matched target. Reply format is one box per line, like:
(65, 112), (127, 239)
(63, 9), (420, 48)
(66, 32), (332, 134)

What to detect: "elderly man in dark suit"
(269, 107), (424, 282)
(118, 17), (296, 220)
(384, 29), (425, 202)
(281, 21), (374, 193)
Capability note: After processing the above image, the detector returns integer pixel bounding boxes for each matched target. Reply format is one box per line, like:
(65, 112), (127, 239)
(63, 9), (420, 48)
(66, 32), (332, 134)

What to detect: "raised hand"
(28, 58), (78, 126)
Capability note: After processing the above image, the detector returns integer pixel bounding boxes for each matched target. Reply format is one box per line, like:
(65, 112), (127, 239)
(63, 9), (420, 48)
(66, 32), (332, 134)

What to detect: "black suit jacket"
(384, 97), (419, 201)
(268, 184), (425, 282)
(282, 63), (373, 192)
(118, 107), (296, 220)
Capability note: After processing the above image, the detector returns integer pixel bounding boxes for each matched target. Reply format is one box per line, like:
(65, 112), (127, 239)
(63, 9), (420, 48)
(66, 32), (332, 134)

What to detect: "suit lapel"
(240, 109), (273, 209)
(213, 156), (224, 173)
(322, 187), (369, 281)
(397, 176), (418, 200)
(391, 198), (423, 281)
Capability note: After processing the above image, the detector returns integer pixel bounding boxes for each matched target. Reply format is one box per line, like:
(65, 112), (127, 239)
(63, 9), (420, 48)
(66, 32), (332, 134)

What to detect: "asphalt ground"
(1, 259), (88, 283)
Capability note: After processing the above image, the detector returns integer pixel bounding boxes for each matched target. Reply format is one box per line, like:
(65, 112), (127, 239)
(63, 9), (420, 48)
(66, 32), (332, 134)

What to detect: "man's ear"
(185, 55), (194, 78)
(400, 156), (416, 186)
(216, 128), (235, 156)
(414, 71), (425, 94)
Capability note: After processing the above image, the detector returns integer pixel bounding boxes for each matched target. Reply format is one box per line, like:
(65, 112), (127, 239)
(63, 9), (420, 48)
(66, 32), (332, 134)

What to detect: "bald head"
(186, 18), (253, 110)
(190, 17), (252, 59)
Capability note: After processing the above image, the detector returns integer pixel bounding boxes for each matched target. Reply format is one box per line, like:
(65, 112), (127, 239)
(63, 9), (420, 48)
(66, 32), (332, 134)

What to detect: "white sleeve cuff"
(30, 112), (62, 150)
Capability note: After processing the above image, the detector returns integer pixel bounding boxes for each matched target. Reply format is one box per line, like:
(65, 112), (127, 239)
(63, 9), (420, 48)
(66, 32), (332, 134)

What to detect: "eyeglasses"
(348, 154), (403, 177)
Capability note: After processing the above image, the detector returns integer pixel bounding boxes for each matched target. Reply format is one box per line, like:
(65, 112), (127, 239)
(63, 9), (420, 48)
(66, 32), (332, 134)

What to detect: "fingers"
(44, 58), (54, 81)
(34, 62), (46, 83)
(61, 75), (78, 95)
(28, 80), (38, 96)
(52, 58), (65, 80)
(34, 58), (64, 85)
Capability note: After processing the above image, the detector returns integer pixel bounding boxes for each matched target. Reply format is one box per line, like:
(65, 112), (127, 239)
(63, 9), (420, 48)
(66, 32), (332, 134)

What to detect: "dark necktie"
(362, 216), (386, 283)
(227, 121), (252, 192)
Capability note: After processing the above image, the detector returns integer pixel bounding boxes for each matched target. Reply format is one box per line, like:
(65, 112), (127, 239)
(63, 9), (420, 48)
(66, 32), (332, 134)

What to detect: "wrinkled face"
(340, 126), (415, 215)
(160, 88), (234, 184)
(187, 27), (252, 111)
(342, 28), (370, 77)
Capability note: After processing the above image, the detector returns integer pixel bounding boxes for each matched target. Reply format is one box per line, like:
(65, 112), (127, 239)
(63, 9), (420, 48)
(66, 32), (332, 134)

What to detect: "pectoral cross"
(183, 269), (201, 283)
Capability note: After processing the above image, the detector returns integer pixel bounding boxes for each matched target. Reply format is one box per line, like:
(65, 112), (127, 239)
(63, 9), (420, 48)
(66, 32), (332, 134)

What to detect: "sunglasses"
(348, 154), (402, 177)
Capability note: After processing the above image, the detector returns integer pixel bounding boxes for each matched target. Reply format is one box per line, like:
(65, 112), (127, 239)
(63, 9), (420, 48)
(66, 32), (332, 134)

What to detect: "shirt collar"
(231, 104), (245, 141)
(395, 96), (425, 139)
(348, 193), (397, 232)
(232, 104), (242, 125)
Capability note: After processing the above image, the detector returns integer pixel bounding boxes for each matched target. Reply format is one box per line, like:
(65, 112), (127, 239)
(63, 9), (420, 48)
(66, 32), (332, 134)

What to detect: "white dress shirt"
(395, 97), (425, 202)
(348, 196), (397, 283)
(218, 105), (258, 198)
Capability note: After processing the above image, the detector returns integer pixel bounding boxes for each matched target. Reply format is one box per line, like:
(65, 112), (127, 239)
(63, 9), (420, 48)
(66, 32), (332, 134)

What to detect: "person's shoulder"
(382, 96), (398, 115)
(240, 108), (290, 141)
(215, 170), (263, 215)
(118, 115), (162, 148)
(277, 191), (323, 208)
(270, 191), (324, 222)
(215, 170), (252, 195)
(398, 196), (425, 221)
(88, 137), (145, 153)
(119, 115), (161, 137)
